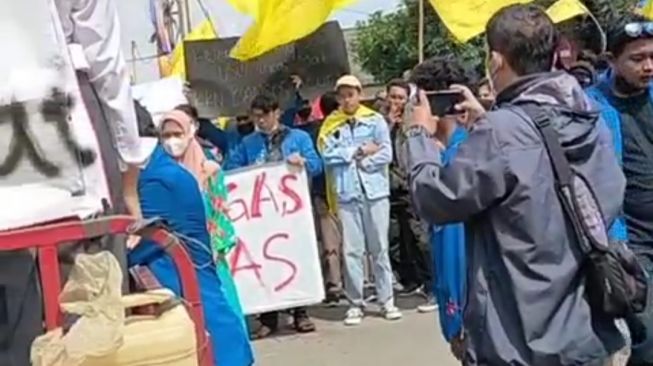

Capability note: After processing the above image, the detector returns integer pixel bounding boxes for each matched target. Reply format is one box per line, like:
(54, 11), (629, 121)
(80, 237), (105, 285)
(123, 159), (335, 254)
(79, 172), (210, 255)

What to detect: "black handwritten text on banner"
(185, 22), (350, 117)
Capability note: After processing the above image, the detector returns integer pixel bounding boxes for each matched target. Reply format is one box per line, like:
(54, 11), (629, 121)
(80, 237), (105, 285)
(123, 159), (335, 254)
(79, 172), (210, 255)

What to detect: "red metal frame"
(0, 215), (213, 366)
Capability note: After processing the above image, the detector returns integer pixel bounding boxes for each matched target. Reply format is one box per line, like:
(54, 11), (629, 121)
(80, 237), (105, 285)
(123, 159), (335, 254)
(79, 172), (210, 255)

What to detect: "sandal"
(294, 313), (316, 333)
(251, 325), (277, 340)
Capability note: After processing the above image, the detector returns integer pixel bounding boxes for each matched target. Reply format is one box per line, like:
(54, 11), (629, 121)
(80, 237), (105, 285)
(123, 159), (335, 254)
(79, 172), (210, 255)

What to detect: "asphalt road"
(254, 297), (460, 366)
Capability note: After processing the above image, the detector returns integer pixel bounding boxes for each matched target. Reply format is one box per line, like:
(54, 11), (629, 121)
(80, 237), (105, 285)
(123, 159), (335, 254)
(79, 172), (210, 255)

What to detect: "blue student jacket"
(431, 127), (467, 342)
(584, 71), (653, 242)
(224, 127), (322, 178)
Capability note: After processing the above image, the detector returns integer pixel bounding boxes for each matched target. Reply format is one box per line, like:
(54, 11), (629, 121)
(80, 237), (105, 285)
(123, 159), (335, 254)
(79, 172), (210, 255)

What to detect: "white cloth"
(55, 0), (156, 166)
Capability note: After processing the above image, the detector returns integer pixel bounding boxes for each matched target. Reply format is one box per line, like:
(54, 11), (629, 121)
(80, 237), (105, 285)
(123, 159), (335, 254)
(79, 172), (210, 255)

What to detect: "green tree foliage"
(353, 0), (637, 83)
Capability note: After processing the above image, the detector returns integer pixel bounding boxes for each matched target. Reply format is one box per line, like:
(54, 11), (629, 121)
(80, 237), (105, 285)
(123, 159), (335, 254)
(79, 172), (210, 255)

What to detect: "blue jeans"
(339, 197), (394, 307)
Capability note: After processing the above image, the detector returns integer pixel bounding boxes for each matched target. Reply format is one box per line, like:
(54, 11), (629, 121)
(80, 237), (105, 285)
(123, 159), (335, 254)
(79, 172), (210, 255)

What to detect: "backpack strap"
(515, 103), (594, 255)
(518, 103), (573, 188)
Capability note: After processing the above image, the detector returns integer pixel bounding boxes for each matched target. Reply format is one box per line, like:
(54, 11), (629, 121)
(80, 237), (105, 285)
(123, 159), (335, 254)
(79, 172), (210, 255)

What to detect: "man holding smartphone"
(403, 4), (627, 366)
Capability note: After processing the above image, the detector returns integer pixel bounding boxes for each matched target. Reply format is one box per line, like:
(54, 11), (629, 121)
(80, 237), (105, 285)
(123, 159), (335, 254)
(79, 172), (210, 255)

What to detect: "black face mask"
(237, 122), (255, 136)
(297, 107), (312, 121)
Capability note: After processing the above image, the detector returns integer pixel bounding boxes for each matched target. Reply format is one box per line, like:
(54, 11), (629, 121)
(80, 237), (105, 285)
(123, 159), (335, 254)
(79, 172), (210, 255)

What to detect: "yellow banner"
(230, 0), (357, 61)
(428, 0), (532, 43)
(546, 0), (589, 24)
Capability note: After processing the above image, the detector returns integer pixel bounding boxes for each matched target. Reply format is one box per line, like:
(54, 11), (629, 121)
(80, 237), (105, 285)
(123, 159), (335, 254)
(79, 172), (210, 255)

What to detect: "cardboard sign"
(185, 21), (350, 117)
(0, 0), (109, 231)
(225, 163), (324, 314)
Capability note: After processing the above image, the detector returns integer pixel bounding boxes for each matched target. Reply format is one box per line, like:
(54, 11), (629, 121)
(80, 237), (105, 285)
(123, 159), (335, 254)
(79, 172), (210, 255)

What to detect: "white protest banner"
(225, 163), (325, 314)
(0, 0), (109, 231)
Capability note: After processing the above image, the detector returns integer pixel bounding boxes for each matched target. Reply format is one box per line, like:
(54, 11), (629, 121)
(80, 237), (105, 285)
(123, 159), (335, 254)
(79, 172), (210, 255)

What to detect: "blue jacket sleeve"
(281, 92), (304, 127)
(295, 131), (323, 178)
(198, 119), (230, 153)
(128, 178), (176, 266)
(224, 142), (247, 171)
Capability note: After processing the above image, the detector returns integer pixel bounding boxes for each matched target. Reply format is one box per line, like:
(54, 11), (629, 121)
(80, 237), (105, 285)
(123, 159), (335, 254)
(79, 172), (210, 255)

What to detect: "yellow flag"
(428, 0), (532, 43)
(230, 0), (357, 61)
(227, 0), (353, 20)
(641, 0), (653, 20)
(227, 0), (260, 19)
(546, 0), (589, 24)
(165, 19), (217, 79)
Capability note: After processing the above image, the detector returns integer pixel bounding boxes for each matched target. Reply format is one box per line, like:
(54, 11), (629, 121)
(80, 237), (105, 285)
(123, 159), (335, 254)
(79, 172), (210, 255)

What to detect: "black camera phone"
(425, 90), (464, 116)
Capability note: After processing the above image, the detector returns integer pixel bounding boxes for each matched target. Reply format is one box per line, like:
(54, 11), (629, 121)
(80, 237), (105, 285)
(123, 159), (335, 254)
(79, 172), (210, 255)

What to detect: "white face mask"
(163, 137), (188, 157)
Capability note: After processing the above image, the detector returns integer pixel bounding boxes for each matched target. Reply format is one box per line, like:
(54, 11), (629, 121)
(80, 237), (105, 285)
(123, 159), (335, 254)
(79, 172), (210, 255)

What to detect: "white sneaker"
(417, 296), (438, 313)
(382, 305), (403, 321)
(344, 307), (364, 326)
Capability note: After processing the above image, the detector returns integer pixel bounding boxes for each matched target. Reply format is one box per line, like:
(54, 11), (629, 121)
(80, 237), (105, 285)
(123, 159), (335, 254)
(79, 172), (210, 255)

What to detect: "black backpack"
(517, 103), (650, 318)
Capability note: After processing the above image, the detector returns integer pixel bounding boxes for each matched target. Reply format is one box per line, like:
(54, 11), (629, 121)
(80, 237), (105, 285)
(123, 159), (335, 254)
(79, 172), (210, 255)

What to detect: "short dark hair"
(408, 56), (472, 91)
(386, 78), (410, 95)
(250, 93), (279, 113)
(477, 77), (490, 89)
(174, 104), (199, 120)
(486, 4), (558, 76)
(607, 14), (652, 56)
(320, 91), (339, 116)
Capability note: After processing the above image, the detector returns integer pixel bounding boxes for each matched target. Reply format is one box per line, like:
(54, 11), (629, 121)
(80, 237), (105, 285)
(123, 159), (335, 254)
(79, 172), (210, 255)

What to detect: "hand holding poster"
(225, 163), (325, 314)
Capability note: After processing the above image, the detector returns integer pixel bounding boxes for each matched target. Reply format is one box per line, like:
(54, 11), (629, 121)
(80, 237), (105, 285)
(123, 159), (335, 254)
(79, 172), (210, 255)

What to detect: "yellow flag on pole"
(164, 19), (217, 79)
(428, 0), (532, 43)
(640, 0), (653, 20)
(230, 0), (357, 61)
(546, 0), (589, 24)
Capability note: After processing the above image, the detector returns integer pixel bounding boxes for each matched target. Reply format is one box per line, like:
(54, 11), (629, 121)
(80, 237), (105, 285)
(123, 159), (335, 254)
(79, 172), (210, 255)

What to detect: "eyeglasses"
(624, 22), (653, 38)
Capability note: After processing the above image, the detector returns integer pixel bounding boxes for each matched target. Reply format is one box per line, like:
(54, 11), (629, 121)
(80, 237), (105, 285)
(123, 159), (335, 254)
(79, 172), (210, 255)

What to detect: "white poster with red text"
(225, 163), (325, 315)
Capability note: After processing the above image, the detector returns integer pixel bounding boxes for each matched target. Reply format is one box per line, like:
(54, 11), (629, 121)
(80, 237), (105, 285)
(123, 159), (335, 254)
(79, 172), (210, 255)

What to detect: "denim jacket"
(321, 112), (392, 203)
(224, 127), (322, 178)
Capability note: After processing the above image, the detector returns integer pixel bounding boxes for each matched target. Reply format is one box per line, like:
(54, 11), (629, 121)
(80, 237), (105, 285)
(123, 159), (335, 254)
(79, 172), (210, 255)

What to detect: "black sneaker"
(397, 284), (423, 298)
(324, 283), (342, 307)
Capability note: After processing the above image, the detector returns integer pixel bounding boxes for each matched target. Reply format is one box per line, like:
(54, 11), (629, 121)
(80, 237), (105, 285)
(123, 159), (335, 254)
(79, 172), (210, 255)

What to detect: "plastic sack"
(31, 251), (124, 366)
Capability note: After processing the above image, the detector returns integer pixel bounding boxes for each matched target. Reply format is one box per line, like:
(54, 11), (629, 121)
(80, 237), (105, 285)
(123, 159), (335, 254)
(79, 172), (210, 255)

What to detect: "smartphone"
(425, 90), (464, 116)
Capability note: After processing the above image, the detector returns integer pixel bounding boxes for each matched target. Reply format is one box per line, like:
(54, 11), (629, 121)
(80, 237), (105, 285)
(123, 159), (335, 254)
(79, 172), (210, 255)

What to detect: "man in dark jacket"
(403, 4), (626, 365)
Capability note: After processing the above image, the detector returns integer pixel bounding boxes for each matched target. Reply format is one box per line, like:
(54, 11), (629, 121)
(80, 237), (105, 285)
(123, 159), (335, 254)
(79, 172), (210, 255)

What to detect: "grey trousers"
(339, 197), (394, 308)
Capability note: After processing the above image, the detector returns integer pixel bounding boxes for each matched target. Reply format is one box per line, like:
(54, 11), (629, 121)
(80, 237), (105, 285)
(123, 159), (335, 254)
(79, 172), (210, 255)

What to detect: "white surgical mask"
(163, 137), (188, 157)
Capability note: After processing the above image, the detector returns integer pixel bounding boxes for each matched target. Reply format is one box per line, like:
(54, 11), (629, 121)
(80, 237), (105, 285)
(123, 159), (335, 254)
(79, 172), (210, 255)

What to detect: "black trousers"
(390, 196), (433, 290)
(259, 307), (309, 329)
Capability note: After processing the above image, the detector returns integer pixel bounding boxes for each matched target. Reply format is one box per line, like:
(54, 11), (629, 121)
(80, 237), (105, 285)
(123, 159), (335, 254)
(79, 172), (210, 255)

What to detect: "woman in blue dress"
(128, 111), (253, 366)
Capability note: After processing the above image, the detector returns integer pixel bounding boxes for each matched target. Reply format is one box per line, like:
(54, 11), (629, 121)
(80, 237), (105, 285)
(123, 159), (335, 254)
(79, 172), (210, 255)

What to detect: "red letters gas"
(226, 172), (303, 223)
(229, 233), (297, 292)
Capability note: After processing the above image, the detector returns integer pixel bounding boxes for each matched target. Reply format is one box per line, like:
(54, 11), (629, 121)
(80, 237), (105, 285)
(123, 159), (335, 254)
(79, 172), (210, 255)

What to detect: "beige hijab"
(160, 110), (219, 189)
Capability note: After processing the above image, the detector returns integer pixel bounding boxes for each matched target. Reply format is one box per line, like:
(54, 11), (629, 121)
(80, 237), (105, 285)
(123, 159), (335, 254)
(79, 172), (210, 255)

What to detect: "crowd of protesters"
(125, 5), (653, 365)
(8, 1), (653, 366)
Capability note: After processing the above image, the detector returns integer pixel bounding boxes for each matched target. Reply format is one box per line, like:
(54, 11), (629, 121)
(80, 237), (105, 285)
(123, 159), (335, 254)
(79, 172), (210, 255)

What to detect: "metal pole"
(183, 0), (192, 34)
(177, 0), (191, 36)
(130, 41), (138, 83)
(418, 0), (425, 63)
